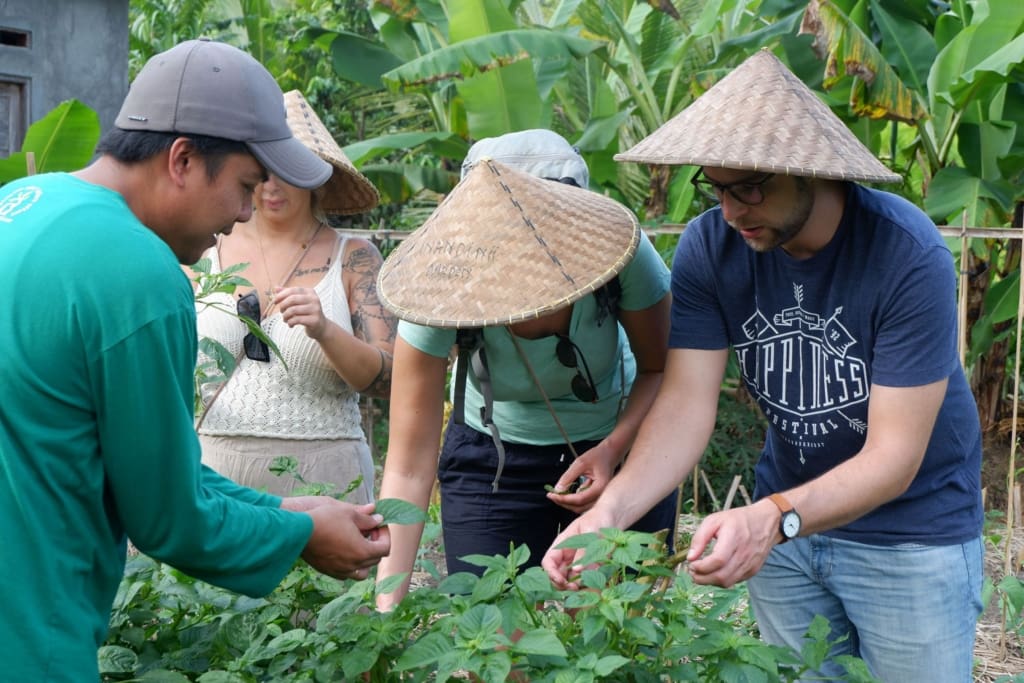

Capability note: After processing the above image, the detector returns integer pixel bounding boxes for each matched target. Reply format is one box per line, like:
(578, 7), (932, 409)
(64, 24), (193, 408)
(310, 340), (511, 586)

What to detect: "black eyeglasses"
(691, 172), (774, 206)
(555, 334), (598, 403)
(236, 291), (270, 362)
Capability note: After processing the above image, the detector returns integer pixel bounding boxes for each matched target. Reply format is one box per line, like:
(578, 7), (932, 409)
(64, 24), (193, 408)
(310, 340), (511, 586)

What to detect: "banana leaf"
(798, 0), (927, 123)
(0, 100), (100, 185)
(380, 29), (601, 92)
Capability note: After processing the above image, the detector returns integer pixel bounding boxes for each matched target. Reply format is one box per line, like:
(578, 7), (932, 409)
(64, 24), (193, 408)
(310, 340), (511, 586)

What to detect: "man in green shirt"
(0, 39), (390, 682)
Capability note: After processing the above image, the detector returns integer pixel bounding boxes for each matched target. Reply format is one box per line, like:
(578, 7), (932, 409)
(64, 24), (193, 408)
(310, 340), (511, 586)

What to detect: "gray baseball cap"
(115, 39), (331, 189)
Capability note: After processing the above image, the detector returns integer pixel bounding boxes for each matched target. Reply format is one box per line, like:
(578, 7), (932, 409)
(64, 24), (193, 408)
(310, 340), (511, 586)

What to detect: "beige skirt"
(199, 434), (375, 504)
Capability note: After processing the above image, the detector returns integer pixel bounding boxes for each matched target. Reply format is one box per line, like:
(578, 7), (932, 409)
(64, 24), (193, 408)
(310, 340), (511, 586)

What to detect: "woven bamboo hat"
(283, 90), (380, 214)
(615, 49), (901, 183)
(377, 159), (640, 327)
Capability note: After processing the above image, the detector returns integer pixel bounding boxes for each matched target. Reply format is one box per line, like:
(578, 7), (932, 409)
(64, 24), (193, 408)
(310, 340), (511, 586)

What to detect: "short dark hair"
(95, 129), (251, 180)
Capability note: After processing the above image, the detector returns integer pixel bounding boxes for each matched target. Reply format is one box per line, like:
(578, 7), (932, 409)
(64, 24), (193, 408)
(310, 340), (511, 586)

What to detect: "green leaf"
(983, 270), (1020, 325)
(327, 29), (405, 87)
(0, 100), (100, 184)
(380, 30), (601, 92)
(343, 132), (467, 166)
(997, 574), (1024, 613)
(375, 497), (429, 526)
(395, 631), (452, 670)
(457, 60), (543, 138)
(945, 33), (1024, 106)
(923, 166), (987, 222)
(798, 0), (926, 122)
(870, 0), (936, 93)
(512, 628), (568, 657)
(249, 628), (307, 661)
(97, 645), (138, 674)
(375, 571), (410, 596)
(593, 654), (631, 676)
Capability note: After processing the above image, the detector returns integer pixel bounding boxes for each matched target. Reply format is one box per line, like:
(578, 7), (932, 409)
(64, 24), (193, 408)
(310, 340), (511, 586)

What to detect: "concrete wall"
(0, 0), (129, 152)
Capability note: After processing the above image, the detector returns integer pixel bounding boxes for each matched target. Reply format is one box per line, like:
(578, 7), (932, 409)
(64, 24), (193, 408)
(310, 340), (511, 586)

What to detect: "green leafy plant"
(104, 529), (874, 682)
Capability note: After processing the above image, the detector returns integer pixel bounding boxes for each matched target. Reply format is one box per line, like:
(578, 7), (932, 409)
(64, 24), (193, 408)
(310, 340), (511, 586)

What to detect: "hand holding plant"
(300, 501), (390, 581)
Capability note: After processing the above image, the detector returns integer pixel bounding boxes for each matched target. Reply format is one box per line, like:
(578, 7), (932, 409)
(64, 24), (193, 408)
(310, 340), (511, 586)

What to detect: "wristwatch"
(768, 493), (802, 542)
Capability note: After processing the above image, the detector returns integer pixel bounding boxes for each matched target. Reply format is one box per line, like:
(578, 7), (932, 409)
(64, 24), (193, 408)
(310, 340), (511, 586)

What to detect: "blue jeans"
(747, 534), (983, 682)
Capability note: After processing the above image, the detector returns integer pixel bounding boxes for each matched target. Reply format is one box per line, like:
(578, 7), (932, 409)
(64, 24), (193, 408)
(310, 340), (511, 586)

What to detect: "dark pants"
(438, 419), (680, 576)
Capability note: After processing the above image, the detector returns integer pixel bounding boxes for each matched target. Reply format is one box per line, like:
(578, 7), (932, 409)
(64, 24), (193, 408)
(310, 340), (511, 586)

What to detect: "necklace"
(254, 220), (325, 303)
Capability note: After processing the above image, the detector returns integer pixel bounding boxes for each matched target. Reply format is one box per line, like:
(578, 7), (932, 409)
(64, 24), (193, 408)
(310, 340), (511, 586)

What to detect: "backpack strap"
(471, 345), (508, 492)
(449, 277), (620, 491)
(452, 328), (507, 491)
(453, 328), (482, 426)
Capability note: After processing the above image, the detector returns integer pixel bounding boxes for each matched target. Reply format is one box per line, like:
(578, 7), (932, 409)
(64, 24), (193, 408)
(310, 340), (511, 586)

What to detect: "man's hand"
(299, 500), (391, 581)
(685, 498), (779, 588)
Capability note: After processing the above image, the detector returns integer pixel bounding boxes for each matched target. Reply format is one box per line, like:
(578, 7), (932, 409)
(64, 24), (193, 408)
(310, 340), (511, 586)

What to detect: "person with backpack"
(373, 130), (679, 609)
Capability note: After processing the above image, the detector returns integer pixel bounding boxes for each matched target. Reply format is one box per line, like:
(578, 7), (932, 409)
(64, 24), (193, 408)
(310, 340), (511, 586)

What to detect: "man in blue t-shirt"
(543, 50), (983, 682)
(0, 40), (389, 682)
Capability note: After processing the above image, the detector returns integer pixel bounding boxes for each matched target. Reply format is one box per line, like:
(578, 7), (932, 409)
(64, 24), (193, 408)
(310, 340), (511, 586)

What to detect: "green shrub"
(103, 529), (875, 682)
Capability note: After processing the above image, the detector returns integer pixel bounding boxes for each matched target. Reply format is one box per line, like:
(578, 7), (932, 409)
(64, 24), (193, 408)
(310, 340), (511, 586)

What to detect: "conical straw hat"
(377, 159), (640, 328)
(615, 49), (901, 184)
(283, 90), (380, 214)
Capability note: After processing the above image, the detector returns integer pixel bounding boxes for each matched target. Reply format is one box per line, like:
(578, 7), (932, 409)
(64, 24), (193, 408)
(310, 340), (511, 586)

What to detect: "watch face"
(782, 512), (801, 538)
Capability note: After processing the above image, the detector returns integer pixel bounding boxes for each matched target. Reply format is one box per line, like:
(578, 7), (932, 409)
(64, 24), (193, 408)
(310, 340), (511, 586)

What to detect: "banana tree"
(795, 0), (1024, 428)
(318, 0), (606, 206)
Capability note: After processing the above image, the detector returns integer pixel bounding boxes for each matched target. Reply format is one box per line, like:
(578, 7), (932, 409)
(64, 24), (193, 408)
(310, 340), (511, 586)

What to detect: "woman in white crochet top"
(189, 91), (395, 502)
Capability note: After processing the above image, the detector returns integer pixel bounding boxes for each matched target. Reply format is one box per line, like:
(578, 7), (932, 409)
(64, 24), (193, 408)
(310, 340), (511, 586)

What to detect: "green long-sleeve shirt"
(0, 174), (313, 681)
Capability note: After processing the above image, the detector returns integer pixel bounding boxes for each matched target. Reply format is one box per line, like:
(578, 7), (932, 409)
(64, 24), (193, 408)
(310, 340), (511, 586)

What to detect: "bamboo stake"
(722, 474), (742, 510)
(958, 211), (969, 366)
(26, 151), (36, 176)
(692, 465), (699, 512)
(699, 468), (721, 511)
(673, 483), (684, 552)
(738, 484), (752, 506)
(1003, 212), (1024, 579)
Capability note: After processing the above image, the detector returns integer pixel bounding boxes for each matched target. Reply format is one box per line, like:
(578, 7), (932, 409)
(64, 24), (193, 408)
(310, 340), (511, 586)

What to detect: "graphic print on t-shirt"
(734, 283), (868, 456)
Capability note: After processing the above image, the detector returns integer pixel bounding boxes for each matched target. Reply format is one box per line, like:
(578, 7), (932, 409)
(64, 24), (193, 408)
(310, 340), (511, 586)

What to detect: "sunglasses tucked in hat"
(616, 49), (901, 184)
(378, 159), (639, 328)
(461, 129), (589, 188)
(283, 90), (379, 215)
(116, 39), (331, 190)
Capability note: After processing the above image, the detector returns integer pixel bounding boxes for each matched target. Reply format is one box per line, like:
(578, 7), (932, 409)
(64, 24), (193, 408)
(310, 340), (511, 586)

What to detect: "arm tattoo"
(347, 245), (398, 346)
(345, 242), (397, 399)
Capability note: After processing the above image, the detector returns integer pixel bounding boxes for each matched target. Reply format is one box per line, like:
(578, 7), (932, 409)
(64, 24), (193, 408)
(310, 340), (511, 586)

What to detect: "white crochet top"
(195, 233), (365, 440)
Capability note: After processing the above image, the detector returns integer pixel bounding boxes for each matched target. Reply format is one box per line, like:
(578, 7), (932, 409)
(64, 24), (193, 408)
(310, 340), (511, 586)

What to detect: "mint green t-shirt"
(399, 236), (670, 444)
(0, 174), (313, 682)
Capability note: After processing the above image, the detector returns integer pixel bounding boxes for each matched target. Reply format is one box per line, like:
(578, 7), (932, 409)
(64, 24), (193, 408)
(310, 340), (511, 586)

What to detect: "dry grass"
(975, 523), (1024, 682)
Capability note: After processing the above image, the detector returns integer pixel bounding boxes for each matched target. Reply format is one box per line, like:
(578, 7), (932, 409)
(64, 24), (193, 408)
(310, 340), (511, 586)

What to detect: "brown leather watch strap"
(768, 492), (794, 514)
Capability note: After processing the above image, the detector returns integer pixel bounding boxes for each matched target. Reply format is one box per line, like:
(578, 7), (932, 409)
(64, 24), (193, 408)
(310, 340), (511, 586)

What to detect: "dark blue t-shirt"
(670, 183), (982, 545)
